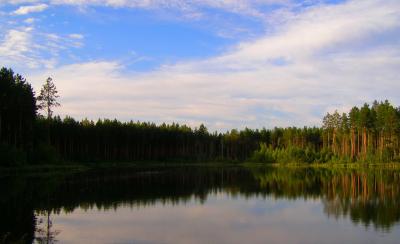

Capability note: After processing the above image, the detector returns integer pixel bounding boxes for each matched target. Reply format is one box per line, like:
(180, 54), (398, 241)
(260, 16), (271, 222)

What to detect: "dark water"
(1, 165), (400, 243)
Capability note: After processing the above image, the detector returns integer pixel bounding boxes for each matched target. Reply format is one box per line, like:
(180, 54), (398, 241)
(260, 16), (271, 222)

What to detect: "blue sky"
(1, 0), (399, 131)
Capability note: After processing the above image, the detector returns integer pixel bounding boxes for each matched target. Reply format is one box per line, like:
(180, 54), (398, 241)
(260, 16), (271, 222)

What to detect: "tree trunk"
(382, 133), (384, 153)
(351, 128), (355, 160)
(332, 129), (336, 154)
(327, 132), (330, 151)
(363, 127), (367, 156)
(357, 130), (360, 158)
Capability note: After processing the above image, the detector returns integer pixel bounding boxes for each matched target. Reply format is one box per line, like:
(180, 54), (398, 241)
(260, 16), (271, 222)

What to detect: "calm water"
(2, 165), (400, 243)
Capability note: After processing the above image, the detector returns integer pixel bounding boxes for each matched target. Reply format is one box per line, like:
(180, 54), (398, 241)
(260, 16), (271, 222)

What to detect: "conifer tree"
(37, 77), (60, 119)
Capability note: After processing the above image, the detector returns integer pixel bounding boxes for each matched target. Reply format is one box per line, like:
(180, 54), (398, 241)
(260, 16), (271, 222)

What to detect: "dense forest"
(1, 67), (399, 166)
(252, 101), (400, 164)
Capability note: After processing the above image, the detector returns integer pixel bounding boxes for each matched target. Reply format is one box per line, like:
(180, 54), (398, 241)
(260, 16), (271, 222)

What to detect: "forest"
(1, 67), (400, 166)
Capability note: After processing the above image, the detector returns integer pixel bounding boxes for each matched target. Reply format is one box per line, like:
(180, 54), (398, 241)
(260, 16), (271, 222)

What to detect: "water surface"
(2, 165), (400, 243)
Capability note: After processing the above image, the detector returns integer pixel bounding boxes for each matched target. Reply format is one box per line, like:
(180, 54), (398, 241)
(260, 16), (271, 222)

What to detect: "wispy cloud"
(68, 33), (84, 39)
(24, 17), (35, 23)
(12, 3), (48, 15)
(0, 27), (85, 69)
(0, 27), (43, 68)
(3, 0), (294, 20)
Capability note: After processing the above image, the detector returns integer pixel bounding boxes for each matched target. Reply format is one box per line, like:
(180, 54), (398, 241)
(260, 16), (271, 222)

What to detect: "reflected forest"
(2, 166), (400, 242)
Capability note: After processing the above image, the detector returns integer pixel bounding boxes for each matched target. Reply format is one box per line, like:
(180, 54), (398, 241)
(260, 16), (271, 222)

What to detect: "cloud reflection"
(48, 194), (400, 244)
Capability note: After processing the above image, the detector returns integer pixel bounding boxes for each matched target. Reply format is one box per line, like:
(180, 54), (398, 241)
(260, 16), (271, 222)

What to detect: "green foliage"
(37, 77), (60, 119)
(320, 100), (400, 163)
(251, 144), (324, 164)
(251, 144), (276, 163)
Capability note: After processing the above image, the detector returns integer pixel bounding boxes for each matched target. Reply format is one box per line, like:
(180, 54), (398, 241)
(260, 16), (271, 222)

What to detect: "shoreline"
(1, 161), (400, 177)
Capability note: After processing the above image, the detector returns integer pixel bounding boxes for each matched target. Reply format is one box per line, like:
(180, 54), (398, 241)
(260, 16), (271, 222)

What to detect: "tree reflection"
(251, 167), (400, 231)
(1, 165), (400, 242)
(35, 210), (60, 244)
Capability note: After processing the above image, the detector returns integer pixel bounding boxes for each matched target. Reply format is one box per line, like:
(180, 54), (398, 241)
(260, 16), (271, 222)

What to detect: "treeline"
(1, 67), (399, 165)
(32, 118), (330, 164)
(0, 67), (324, 165)
(252, 102), (400, 163)
(39, 118), (324, 163)
(322, 101), (400, 162)
(40, 118), (265, 162)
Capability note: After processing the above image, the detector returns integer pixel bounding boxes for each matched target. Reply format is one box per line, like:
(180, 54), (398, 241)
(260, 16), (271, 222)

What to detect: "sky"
(0, 0), (399, 131)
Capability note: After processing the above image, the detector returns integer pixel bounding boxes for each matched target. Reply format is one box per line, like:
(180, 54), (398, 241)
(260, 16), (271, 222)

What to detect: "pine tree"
(37, 77), (60, 119)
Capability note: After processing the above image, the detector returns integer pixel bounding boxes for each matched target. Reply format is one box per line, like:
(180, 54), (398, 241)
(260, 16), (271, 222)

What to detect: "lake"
(1, 165), (400, 243)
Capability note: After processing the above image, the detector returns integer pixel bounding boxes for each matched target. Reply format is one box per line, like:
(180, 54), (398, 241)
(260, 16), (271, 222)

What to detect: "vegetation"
(37, 77), (60, 120)
(323, 102), (400, 163)
(252, 101), (400, 164)
(0, 68), (37, 166)
(1, 66), (399, 166)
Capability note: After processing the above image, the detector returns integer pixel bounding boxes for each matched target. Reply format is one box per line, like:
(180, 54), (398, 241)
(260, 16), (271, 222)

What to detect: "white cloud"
(24, 17), (35, 23)
(0, 28), (31, 55)
(0, 27), (41, 68)
(68, 33), (83, 39)
(10, 0), (400, 130)
(1, 1), (41, 4)
(209, 0), (400, 69)
(0, 28), (84, 69)
(12, 3), (48, 15)
(3, 0), (295, 20)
